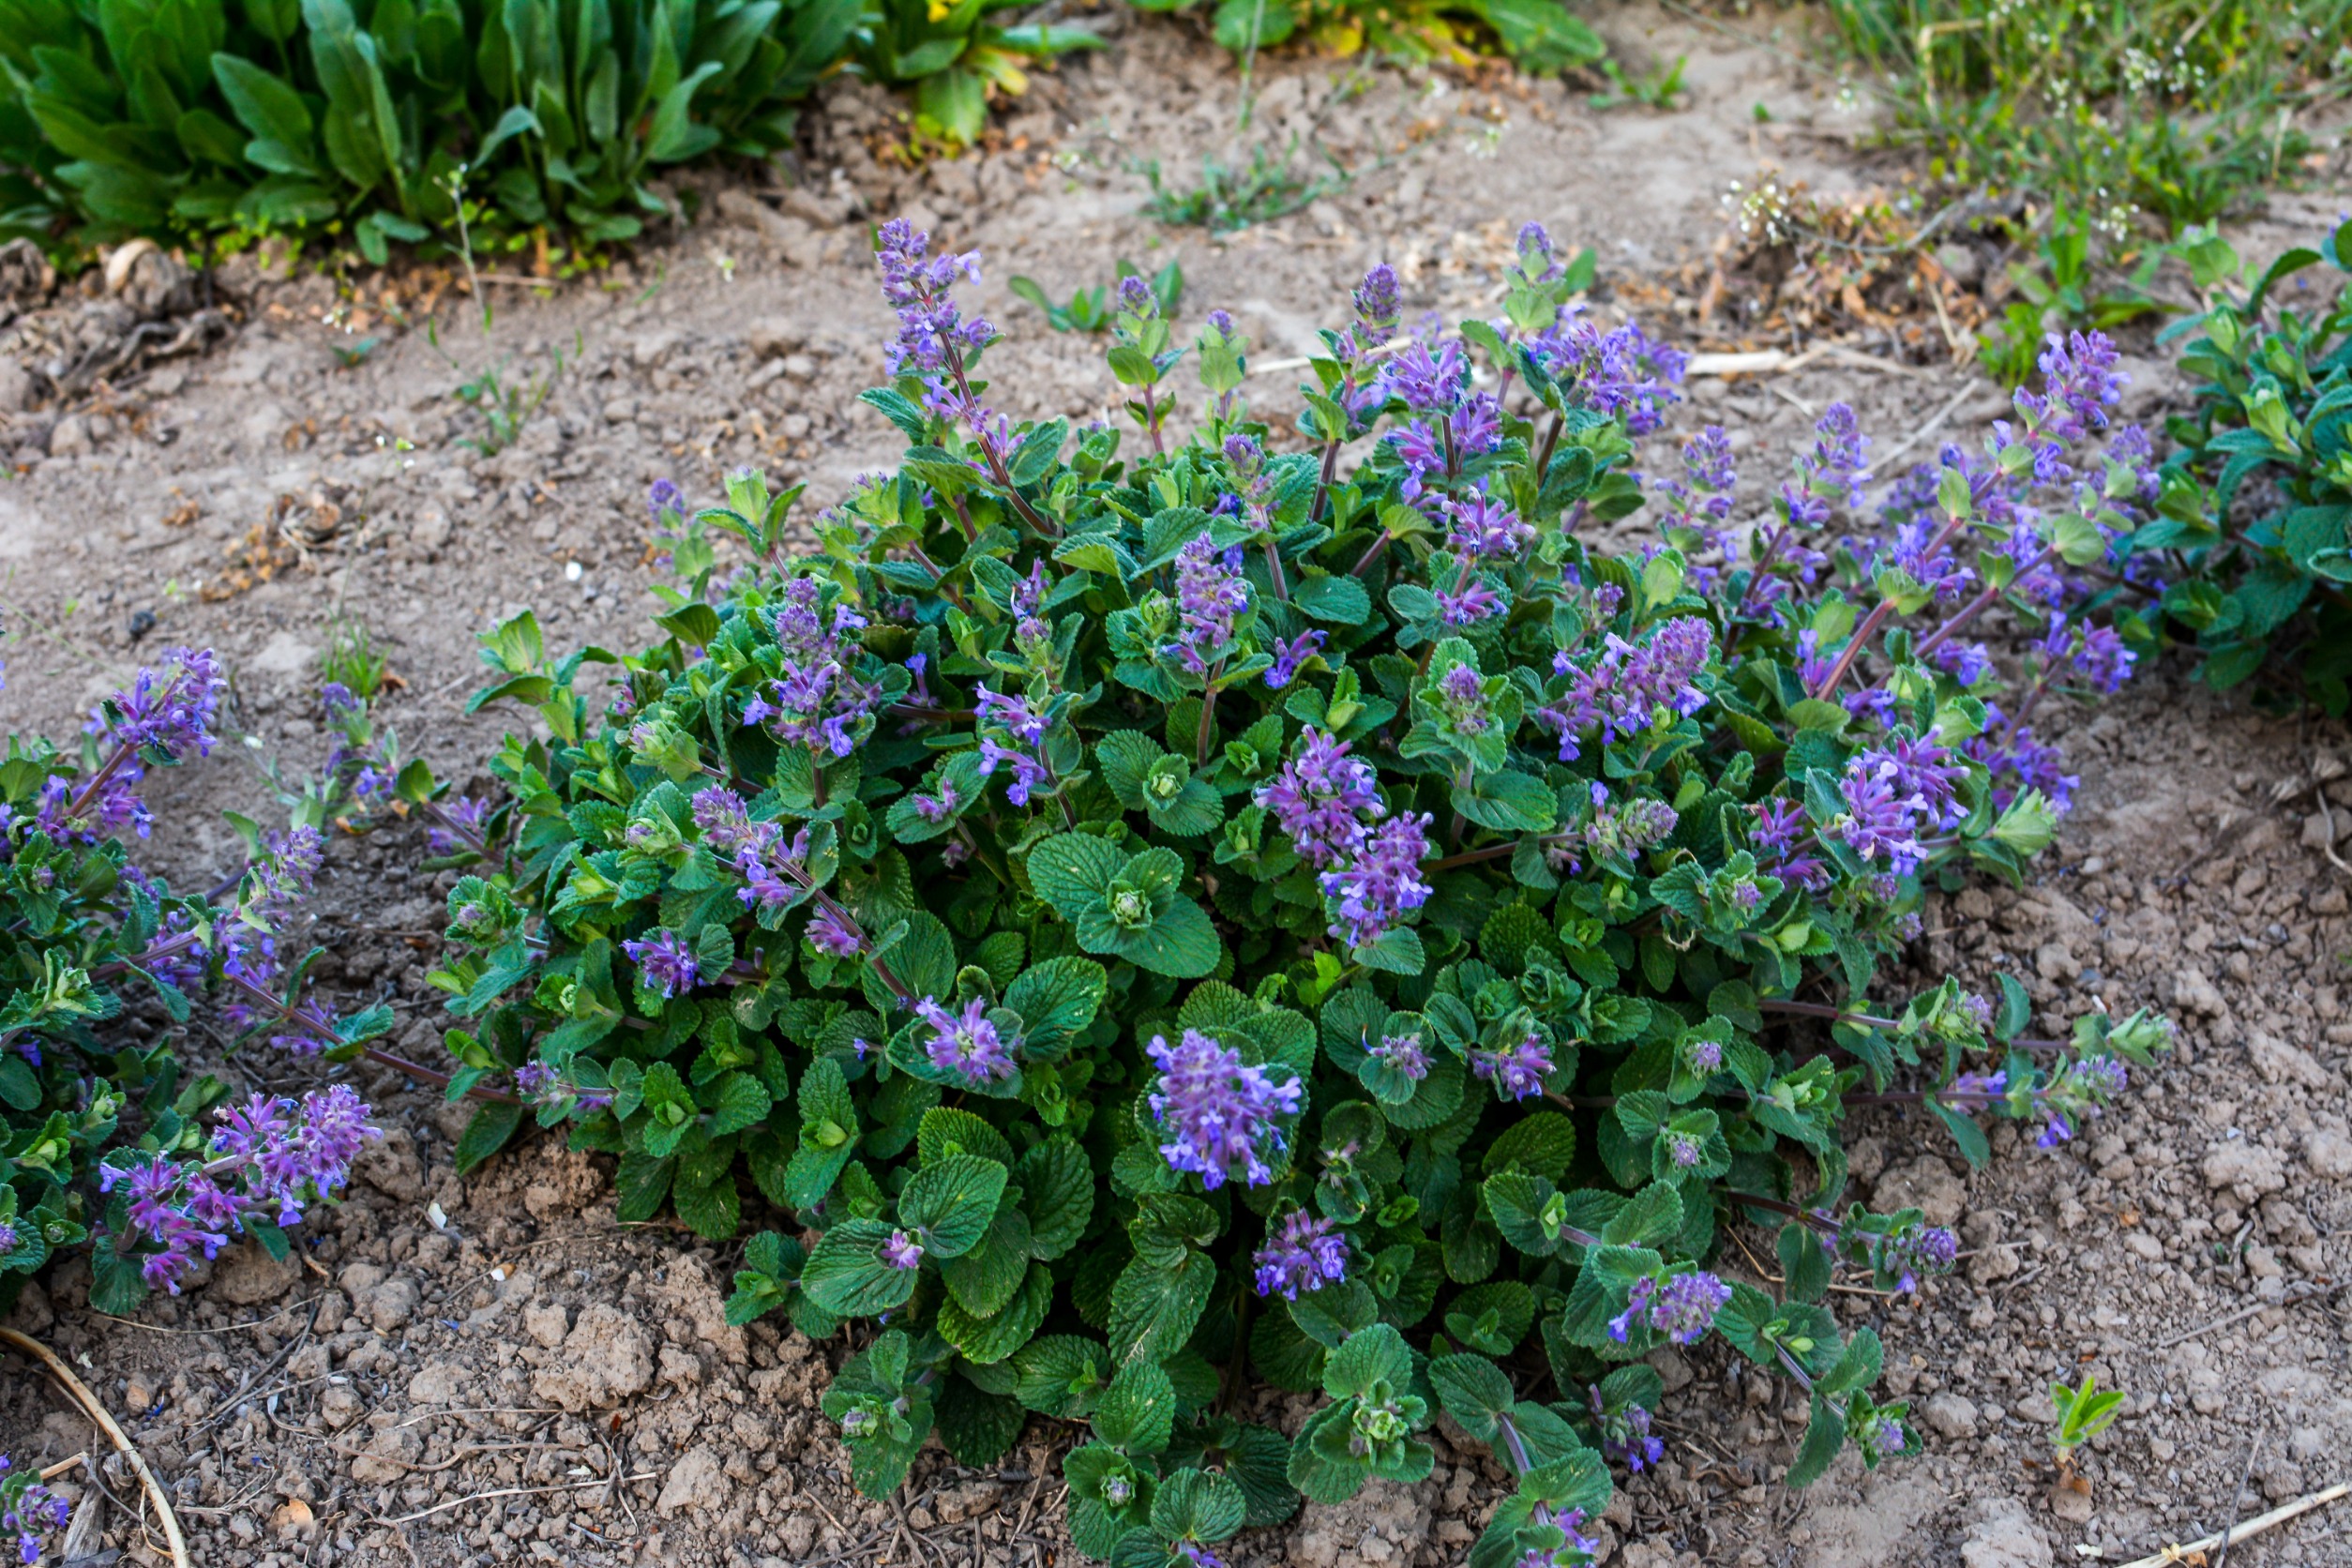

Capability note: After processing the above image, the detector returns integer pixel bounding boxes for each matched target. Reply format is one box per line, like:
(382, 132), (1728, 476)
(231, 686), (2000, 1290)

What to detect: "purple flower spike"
(914, 995), (1018, 1084)
(881, 1229), (924, 1270)
(1264, 628), (1327, 689)
(623, 929), (701, 1000)
(807, 903), (868, 958)
(105, 647), (224, 761)
(1447, 491), (1533, 560)
(1318, 811), (1433, 948)
(694, 787), (780, 860)
(1163, 535), (1251, 674)
(1608, 1269), (1732, 1345)
(1252, 1210), (1349, 1300)
(1354, 264), (1401, 329)
(1255, 729), (1383, 868)
(1146, 1029), (1302, 1190)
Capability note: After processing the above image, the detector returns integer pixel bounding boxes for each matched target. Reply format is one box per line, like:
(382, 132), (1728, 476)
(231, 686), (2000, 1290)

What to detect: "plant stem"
(1916, 543), (2058, 657)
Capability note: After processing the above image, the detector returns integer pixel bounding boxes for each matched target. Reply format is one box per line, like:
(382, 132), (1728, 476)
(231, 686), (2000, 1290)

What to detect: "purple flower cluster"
(1607, 1269), (1732, 1346)
(877, 219), (992, 379)
(516, 1063), (614, 1114)
(1447, 491), (1534, 560)
(974, 685), (1057, 807)
(1252, 1209), (1349, 1299)
(1146, 1029), (1302, 1189)
(1382, 339), (1470, 414)
(693, 787), (782, 860)
(2014, 329), (2123, 447)
(101, 1085), (376, 1293)
(219, 826), (332, 1053)
(1871, 1222), (1960, 1295)
(1750, 797), (1828, 890)
(1536, 619), (1712, 761)
(1370, 1033), (1431, 1080)
(1254, 729), (1383, 868)
(1514, 1508), (1602, 1568)
(881, 1229), (924, 1270)
(741, 578), (880, 759)
(1470, 1029), (1554, 1101)
(1163, 536), (1250, 674)
(102, 646), (224, 761)
(428, 795), (491, 856)
(623, 929), (701, 1000)
(1579, 792), (1680, 865)
(913, 995), (1018, 1084)
(1967, 703), (2078, 813)
(1525, 312), (1686, 435)
(2043, 616), (2136, 693)
(1264, 628), (1327, 689)
(0, 1457), (68, 1567)
(1590, 1386), (1666, 1473)
(1833, 753), (1937, 874)
(1317, 812), (1434, 948)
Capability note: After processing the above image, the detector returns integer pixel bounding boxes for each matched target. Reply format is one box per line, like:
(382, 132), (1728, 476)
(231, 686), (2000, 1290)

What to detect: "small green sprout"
(2049, 1374), (2125, 1465)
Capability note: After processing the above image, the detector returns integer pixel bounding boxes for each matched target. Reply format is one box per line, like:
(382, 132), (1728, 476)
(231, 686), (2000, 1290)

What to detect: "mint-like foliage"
(2135, 219), (2352, 710)
(0, 646), (382, 1317)
(438, 218), (2176, 1558)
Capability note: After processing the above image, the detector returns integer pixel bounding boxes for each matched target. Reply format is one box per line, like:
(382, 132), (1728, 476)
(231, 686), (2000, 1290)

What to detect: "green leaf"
(1109, 1253), (1214, 1363)
(1108, 894), (1224, 978)
(1323, 1321), (1411, 1399)
(936, 1377), (1027, 1468)
(938, 1261), (1054, 1364)
(453, 1101), (526, 1172)
(1150, 1468), (1248, 1544)
(1093, 1360), (1177, 1454)
(1482, 1112), (1576, 1180)
(899, 1154), (1009, 1258)
(1027, 832), (1126, 919)
(1292, 573), (1372, 626)
(1018, 1138), (1095, 1259)
(1427, 1353), (1515, 1441)
(918, 1107), (1016, 1168)
(802, 1219), (921, 1316)
(1005, 957), (1108, 1052)
(1014, 1334), (1112, 1418)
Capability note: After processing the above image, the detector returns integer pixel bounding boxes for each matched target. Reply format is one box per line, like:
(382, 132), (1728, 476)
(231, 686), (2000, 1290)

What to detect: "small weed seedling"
(1139, 143), (1353, 234)
(1010, 260), (1185, 333)
(2049, 1374), (2124, 1470)
(1591, 54), (1690, 112)
(320, 613), (388, 701)
(1983, 204), (2170, 384)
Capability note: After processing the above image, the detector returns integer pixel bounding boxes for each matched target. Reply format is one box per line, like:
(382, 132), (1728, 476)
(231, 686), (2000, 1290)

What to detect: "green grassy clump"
(1821, 0), (2347, 239)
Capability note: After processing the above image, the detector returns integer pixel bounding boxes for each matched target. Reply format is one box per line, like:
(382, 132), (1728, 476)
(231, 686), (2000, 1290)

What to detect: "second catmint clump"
(432, 217), (2173, 1565)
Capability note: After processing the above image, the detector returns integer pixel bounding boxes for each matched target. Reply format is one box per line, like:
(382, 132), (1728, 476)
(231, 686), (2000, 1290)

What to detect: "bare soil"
(1, 7), (2349, 1567)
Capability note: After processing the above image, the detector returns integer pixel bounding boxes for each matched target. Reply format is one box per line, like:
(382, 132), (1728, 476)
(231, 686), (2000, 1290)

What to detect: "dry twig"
(0, 1326), (189, 1568)
(2116, 1482), (2348, 1568)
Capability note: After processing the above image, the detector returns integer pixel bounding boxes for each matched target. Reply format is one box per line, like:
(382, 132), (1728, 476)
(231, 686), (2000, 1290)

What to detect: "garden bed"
(0, 8), (2347, 1568)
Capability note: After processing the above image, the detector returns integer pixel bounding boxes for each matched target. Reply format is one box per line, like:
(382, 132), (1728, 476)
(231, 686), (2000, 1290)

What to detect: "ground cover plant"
(432, 221), (2175, 1562)
(2132, 219), (2352, 711)
(0, 0), (1093, 260)
(0, 643), (389, 1329)
(1821, 0), (2347, 245)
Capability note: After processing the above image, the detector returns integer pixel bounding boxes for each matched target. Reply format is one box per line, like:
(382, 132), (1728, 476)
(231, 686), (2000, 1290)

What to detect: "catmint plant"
(0, 1457), (66, 1565)
(0, 645), (383, 1316)
(2133, 220), (2352, 710)
(434, 219), (2174, 1559)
